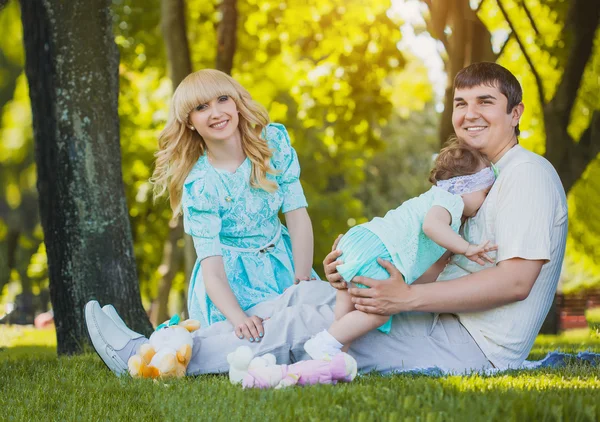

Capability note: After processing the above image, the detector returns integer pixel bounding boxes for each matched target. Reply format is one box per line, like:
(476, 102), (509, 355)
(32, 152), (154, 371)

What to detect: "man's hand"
(349, 258), (413, 315)
(323, 234), (347, 289)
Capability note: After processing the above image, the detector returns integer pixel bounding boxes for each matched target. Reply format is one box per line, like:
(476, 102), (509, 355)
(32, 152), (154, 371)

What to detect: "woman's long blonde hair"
(151, 69), (278, 216)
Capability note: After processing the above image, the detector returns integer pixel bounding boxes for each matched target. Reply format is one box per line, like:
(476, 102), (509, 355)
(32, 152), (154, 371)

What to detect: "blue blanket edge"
(372, 351), (600, 377)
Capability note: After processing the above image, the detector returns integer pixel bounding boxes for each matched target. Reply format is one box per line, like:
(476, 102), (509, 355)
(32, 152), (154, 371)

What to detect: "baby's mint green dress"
(182, 123), (316, 327)
(337, 186), (464, 333)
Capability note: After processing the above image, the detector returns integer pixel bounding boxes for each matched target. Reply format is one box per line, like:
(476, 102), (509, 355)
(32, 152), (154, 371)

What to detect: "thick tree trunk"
(216, 0), (237, 74)
(150, 0), (194, 325)
(543, 0), (600, 194)
(20, 0), (152, 354)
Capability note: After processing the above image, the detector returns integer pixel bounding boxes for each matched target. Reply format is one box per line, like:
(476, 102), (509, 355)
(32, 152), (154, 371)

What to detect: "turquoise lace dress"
(183, 123), (316, 326)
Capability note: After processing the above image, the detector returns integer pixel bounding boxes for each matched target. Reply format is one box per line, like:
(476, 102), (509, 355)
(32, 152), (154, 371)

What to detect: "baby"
(305, 140), (497, 359)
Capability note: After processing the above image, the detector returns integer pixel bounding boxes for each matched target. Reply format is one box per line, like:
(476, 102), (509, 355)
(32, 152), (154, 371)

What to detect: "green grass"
(1, 326), (600, 421)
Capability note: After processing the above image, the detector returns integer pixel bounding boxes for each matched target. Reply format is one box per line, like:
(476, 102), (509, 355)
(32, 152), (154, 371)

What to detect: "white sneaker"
(303, 330), (343, 360)
(85, 300), (146, 376)
(101, 304), (145, 339)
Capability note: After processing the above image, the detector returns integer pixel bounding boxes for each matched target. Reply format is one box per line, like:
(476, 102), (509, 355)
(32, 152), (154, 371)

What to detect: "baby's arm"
(422, 206), (469, 253)
(422, 206), (496, 265)
(412, 251), (453, 284)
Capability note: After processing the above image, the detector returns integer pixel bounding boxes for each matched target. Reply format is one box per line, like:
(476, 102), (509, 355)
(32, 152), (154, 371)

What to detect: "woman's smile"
(210, 120), (229, 130)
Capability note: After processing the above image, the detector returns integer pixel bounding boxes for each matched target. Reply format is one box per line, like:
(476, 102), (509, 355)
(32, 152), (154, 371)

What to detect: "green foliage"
(357, 104), (438, 222)
(228, 0), (409, 262)
(0, 1), (23, 106)
(587, 308), (600, 338)
(111, 0), (417, 284)
(3, 0), (599, 309)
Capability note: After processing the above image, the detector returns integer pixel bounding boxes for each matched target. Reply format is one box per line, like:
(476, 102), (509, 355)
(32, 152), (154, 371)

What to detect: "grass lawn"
(1, 326), (599, 421)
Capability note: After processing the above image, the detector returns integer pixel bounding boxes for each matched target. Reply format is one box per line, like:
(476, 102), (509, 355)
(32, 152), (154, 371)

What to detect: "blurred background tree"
(0, 0), (598, 340)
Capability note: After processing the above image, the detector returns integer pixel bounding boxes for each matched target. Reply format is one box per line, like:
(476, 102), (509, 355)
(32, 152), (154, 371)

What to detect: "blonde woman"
(152, 69), (317, 342)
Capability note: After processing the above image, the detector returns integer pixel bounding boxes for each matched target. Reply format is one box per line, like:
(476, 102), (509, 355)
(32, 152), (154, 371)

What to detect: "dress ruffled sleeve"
(182, 169), (222, 262)
(265, 123), (308, 213)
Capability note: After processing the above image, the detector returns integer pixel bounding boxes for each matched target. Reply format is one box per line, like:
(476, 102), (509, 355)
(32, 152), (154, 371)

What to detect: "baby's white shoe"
(303, 330), (343, 360)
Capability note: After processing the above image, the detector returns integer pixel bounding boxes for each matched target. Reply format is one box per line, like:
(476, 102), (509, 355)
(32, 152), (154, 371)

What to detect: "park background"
(0, 1), (600, 419)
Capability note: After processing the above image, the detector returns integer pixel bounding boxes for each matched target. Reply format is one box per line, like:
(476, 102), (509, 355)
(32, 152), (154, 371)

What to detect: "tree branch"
(161, 0), (193, 88)
(497, 32), (513, 58)
(423, 0), (452, 56)
(475, 0), (486, 14)
(497, 0), (546, 106)
(216, 0), (237, 74)
(578, 110), (600, 153)
(521, 0), (539, 37)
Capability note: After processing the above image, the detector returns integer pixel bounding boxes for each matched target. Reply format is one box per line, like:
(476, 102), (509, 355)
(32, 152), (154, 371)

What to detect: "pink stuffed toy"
(242, 352), (358, 389)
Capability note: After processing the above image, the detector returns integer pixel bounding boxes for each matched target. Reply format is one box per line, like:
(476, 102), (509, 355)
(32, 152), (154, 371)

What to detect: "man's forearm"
(406, 262), (537, 313)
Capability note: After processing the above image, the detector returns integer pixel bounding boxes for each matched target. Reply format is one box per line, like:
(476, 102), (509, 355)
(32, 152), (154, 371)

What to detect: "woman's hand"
(349, 258), (413, 315)
(233, 315), (265, 342)
(323, 234), (346, 289)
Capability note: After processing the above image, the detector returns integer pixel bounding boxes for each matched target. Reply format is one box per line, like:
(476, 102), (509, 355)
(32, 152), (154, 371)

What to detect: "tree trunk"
(0, 229), (18, 295)
(150, 0), (194, 325)
(20, 0), (152, 354)
(538, 0), (600, 335)
(216, 0), (237, 74)
(543, 0), (600, 194)
(434, 0), (496, 146)
(161, 0), (192, 88)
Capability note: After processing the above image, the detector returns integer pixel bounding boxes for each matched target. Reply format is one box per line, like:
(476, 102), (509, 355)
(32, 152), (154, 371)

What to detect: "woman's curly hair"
(151, 69), (278, 217)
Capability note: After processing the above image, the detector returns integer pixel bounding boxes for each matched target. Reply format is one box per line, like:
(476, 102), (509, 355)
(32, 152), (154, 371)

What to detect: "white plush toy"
(128, 315), (201, 378)
(227, 345), (277, 384)
(227, 345), (358, 389)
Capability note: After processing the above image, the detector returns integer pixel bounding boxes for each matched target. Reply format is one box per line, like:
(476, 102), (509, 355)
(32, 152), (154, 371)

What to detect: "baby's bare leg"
(334, 288), (355, 321)
(329, 310), (389, 346)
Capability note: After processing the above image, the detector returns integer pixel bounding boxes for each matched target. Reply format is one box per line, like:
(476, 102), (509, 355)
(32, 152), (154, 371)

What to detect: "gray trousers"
(187, 280), (492, 375)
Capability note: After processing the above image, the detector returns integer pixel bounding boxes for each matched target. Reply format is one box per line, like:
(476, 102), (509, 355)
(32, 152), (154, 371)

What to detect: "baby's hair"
(429, 137), (490, 184)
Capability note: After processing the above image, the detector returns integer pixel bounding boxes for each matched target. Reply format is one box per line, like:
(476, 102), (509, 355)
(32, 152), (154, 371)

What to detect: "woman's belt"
(219, 224), (282, 254)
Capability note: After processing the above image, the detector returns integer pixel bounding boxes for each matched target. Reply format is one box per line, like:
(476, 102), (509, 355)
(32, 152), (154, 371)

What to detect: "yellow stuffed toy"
(128, 315), (201, 378)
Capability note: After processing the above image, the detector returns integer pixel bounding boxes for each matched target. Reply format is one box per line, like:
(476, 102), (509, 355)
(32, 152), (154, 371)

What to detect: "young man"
(86, 62), (567, 374)
(332, 62), (568, 369)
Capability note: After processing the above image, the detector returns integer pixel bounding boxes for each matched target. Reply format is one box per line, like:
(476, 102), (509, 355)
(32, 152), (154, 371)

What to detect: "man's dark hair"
(454, 62), (523, 136)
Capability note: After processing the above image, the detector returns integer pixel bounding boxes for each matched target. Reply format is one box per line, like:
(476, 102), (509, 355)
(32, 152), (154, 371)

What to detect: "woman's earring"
(189, 126), (195, 130)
